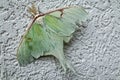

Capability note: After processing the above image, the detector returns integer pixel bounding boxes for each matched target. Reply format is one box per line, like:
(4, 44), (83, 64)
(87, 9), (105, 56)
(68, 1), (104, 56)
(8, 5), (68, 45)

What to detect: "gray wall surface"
(0, 0), (120, 80)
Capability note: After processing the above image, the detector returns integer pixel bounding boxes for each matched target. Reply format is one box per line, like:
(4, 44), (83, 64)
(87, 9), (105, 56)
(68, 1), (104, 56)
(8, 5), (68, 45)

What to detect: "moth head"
(35, 16), (44, 24)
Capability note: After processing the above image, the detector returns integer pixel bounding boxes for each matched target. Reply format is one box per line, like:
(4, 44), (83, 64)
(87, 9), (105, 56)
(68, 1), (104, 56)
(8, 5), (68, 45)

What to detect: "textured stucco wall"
(0, 0), (120, 80)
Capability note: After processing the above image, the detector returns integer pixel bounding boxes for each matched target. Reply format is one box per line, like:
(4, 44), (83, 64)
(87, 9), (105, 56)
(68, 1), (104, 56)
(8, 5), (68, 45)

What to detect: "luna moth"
(17, 4), (88, 73)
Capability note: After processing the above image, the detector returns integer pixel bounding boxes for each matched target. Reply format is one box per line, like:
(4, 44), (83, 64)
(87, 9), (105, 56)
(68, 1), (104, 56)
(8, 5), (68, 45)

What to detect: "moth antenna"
(28, 3), (39, 17)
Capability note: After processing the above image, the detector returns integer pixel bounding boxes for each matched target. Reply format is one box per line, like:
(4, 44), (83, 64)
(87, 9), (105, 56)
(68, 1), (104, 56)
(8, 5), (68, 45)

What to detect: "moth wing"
(44, 15), (75, 37)
(44, 31), (75, 73)
(63, 6), (88, 24)
(44, 6), (87, 42)
(17, 23), (53, 66)
(17, 39), (34, 66)
(50, 6), (88, 25)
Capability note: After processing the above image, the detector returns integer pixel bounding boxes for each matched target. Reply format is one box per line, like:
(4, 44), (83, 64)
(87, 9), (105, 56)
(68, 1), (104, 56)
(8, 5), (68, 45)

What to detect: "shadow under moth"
(17, 4), (88, 73)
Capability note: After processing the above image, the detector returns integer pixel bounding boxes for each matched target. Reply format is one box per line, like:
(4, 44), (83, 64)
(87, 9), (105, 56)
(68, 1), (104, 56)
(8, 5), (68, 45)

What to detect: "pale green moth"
(17, 4), (88, 73)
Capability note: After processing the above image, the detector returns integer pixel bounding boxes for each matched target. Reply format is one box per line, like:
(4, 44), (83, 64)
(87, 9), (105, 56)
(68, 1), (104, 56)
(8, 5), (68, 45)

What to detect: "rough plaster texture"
(0, 0), (120, 80)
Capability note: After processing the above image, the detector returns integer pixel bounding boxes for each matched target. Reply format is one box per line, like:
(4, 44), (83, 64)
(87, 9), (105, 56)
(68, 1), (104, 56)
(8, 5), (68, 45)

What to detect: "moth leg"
(38, 6), (43, 14)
